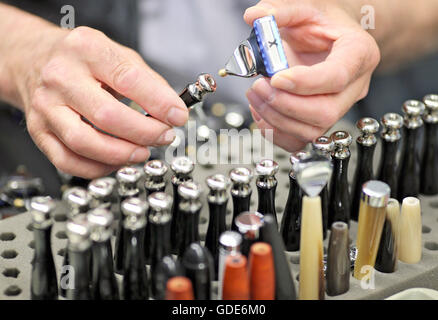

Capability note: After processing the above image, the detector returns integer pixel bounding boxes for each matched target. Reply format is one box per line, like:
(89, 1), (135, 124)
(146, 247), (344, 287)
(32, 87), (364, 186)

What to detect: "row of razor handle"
(28, 95), (436, 300)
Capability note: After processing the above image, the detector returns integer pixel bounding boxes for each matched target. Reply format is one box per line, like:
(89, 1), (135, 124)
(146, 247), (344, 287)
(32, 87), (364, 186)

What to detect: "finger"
(271, 33), (378, 95)
(44, 105), (157, 166)
(244, 0), (313, 28)
(27, 115), (118, 179)
(72, 29), (188, 126)
(250, 108), (307, 152)
(251, 76), (369, 128)
(247, 88), (324, 141)
(50, 74), (176, 147)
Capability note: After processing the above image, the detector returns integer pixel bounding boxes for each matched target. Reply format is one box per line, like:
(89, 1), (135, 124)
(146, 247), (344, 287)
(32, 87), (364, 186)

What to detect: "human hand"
(19, 26), (188, 178)
(244, 0), (380, 151)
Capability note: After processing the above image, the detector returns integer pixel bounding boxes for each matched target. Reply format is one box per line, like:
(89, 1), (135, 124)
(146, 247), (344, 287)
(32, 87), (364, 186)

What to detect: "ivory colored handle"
(299, 196), (324, 300)
(398, 197), (422, 264)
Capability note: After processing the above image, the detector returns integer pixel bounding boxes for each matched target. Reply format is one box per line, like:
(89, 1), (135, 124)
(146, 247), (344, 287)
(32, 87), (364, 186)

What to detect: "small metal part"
(218, 69), (228, 77)
(143, 160), (168, 195)
(30, 196), (55, 229)
(88, 177), (116, 209)
(122, 197), (148, 231)
(235, 211), (264, 241)
(62, 187), (91, 217)
(230, 167), (253, 198)
(423, 94), (438, 124)
(255, 159), (279, 188)
(402, 100), (426, 129)
(170, 157), (194, 182)
(66, 215), (92, 251)
(206, 174), (230, 204)
(148, 192), (173, 214)
(178, 181), (202, 212)
(116, 166), (142, 198)
(87, 207), (114, 242)
(291, 150), (333, 198)
(381, 113), (403, 142)
(230, 167), (253, 189)
(361, 180), (391, 208)
(330, 131), (352, 159)
(219, 231), (243, 254)
(312, 136), (335, 158)
(179, 73), (217, 109)
(222, 15), (288, 78)
(148, 192), (172, 223)
(356, 117), (379, 146)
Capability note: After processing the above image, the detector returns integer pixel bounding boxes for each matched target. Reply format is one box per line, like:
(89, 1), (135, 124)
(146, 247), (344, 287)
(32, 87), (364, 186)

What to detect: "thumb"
(243, 0), (303, 28)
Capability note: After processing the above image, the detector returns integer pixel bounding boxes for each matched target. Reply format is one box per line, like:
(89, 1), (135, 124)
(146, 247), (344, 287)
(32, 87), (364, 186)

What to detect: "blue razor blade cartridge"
(253, 16), (289, 77)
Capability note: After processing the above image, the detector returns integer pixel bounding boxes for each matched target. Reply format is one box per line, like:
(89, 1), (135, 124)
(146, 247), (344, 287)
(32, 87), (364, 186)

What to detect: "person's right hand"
(244, 0), (381, 152)
(18, 26), (188, 179)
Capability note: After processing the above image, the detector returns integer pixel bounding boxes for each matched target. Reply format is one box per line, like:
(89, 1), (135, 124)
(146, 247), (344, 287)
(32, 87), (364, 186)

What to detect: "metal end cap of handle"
(144, 160), (168, 177)
(88, 177), (116, 198)
(171, 157), (195, 175)
(116, 166), (142, 184)
(360, 180), (390, 208)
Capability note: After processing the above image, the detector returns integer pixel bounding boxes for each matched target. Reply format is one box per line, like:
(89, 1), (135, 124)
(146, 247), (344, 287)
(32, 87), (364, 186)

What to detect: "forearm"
(0, 3), (66, 110)
(340, 0), (438, 72)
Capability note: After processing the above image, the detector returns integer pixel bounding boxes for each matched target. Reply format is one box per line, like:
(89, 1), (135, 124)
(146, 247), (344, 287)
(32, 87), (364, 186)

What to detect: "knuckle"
(317, 103), (339, 128)
(30, 88), (48, 113)
(40, 58), (68, 87)
(26, 117), (38, 138)
(64, 26), (102, 52)
(112, 62), (139, 93)
(333, 67), (350, 92)
(91, 104), (114, 129)
(63, 127), (83, 152)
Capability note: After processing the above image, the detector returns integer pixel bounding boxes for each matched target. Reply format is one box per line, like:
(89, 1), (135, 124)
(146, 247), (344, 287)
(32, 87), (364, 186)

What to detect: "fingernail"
(167, 107), (188, 127)
(246, 89), (266, 113)
(245, 3), (275, 16)
(251, 109), (262, 122)
(253, 78), (275, 103)
(157, 129), (176, 145)
(128, 147), (149, 164)
(272, 75), (295, 92)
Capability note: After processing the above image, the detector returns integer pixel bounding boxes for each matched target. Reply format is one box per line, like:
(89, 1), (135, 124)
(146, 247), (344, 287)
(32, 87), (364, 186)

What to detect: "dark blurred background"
(1, 0), (437, 199)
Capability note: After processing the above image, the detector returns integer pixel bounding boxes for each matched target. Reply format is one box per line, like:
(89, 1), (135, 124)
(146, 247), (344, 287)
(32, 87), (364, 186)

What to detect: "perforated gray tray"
(1, 120), (438, 300)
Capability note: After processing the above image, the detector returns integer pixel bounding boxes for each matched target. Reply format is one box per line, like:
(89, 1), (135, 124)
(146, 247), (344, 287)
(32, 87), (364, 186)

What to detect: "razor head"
(222, 15), (289, 78)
